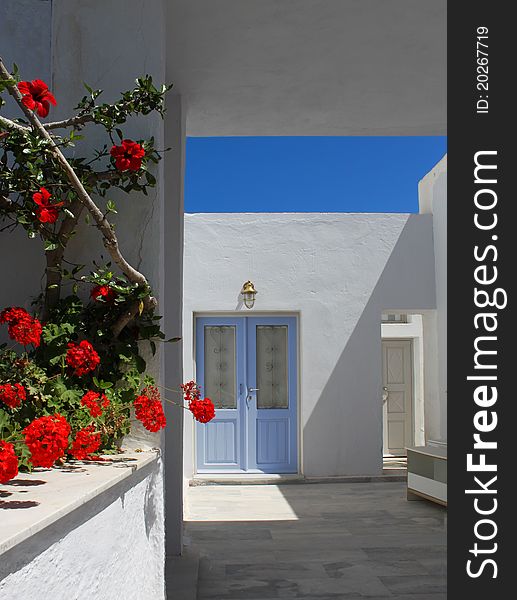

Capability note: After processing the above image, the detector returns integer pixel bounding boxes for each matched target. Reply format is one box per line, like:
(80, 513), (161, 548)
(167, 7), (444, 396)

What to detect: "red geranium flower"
(0, 306), (42, 346)
(110, 139), (145, 172)
(17, 79), (57, 118)
(134, 386), (166, 432)
(0, 383), (26, 409)
(70, 425), (101, 460)
(66, 340), (100, 377)
(32, 187), (64, 224)
(81, 390), (109, 418)
(181, 380), (201, 402)
(22, 414), (71, 468)
(188, 397), (216, 423)
(0, 441), (19, 484)
(90, 285), (116, 303)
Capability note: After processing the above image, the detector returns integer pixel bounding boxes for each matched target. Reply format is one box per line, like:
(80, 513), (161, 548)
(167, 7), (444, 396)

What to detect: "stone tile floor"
(182, 481), (446, 599)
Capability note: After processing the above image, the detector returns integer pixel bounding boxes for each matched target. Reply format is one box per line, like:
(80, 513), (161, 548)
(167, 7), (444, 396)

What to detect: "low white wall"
(183, 213), (437, 478)
(0, 458), (165, 600)
(419, 155), (447, 444)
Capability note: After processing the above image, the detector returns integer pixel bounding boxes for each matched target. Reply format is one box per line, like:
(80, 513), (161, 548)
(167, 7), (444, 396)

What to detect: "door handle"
(246, 388), (259, 409)
(382, 386), (389, 404)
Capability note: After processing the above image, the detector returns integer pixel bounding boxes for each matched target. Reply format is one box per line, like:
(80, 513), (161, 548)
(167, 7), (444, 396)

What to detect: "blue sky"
(185, 137), (447, 213)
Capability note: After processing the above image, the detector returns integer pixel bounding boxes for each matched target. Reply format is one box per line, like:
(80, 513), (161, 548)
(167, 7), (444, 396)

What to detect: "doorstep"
(190, 472), (406, 486)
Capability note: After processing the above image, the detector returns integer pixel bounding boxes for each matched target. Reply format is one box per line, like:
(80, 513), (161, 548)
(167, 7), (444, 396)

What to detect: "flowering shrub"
(66, 340), (101, 377)
(0, 61), (216, 484)
(17, 79), (56, 118)
(188, 397), (216, 424)
(0, 441), (18, 483)
(110, 139), (146, 172)
(70, 425), (101, 460)
(134, 386), (167, 433)
(0, 307), (42, 346)
(0, 383), (26, 409)
(81, 390), (109, 418)
(33, 187), (64, 223)
(22, 414), (71, 468)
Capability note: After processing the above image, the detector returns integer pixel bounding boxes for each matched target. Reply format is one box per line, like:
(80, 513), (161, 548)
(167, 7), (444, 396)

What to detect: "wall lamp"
(241, 280), (258, 309)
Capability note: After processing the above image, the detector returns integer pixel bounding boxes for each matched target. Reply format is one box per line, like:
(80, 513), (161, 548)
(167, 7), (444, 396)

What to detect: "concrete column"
(162, 92), (186, 557)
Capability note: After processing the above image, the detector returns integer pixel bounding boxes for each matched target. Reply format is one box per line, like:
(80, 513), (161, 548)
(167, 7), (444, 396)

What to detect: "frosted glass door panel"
(204, 326), (236, 409)
(256, 326), (288, 409)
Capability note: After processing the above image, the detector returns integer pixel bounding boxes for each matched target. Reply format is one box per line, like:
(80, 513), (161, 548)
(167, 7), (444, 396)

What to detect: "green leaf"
(44, 241), (59, 252)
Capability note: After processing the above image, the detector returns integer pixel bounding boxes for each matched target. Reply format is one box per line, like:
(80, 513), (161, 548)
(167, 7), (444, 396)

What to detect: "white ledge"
(0, 450), (159, 557)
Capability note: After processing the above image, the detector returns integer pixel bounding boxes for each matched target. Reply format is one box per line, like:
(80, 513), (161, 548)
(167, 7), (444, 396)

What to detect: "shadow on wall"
(302, 215), (437, 477)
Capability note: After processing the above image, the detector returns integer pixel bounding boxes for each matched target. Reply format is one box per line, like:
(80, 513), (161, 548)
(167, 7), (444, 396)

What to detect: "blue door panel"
(195, 317), (246, 472)
(247, 317), (298, 473)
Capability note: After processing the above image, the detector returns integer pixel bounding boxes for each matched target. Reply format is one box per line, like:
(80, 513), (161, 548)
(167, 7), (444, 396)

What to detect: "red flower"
(134, 386), (166, 432)
(181, 380), (201, 402)
(70, 425), (101, 460)
(17, 79), (57, 118)
(110, 139), (145, 172)
(66, 340), (100, 377)
(90, 285), (116, 303)
(22, 414), (71, 468)
(0, 441), (19, 484)
(0, 383), (26, 409)
(81, 390), (109, 418)
(32, 187), (64, 224)
(0, 306), (42, 346)
(188, 397), (215, 423)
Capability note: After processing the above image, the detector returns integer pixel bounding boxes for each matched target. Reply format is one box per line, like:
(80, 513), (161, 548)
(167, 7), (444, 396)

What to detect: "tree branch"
(87, 170), (121, 185)
(43, 114), (95, 131)
(42, 198), (85, 317)
(0, 193), (13, 211)
(0, 57), (157, 326)
(0, 114), (28, 133)
(112, 300), (142, 338)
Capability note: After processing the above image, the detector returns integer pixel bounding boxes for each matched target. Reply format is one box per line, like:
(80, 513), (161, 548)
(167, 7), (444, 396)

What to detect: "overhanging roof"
(168, 0), (447, 136)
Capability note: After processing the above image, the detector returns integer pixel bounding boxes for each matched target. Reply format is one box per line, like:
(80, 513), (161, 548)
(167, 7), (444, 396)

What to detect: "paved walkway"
(183, 481), (446, 599)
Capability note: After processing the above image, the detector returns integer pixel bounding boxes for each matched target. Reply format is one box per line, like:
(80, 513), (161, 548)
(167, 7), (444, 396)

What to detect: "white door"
(382, 339), (413, 456)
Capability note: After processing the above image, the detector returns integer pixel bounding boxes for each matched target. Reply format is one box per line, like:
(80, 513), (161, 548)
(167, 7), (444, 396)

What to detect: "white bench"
(406, 445), (447, 506)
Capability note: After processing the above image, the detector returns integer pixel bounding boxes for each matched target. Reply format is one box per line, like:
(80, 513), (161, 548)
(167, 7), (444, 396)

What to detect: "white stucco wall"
(0, 458), (165, 600)
(183, 213), (437, 478)
(1, 0), (185, 569)
(419, 155), (447, 444)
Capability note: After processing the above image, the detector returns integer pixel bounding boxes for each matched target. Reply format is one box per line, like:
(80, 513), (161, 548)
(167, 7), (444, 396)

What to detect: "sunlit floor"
(182, 481), (446, 599)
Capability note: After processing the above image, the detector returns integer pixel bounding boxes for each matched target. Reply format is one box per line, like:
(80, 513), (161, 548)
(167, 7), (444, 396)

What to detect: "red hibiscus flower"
(90, 285), (116, 303)
(17, 79), (57, 118)
(0, 441), (19, 484)
(0, 383), (26, 409)
(70, 425), (101, 460)
(81, 390), (109, 418)
(0, 306), (42, 346)
(32, 187), (64, 224)
(66, 340), (100, 377)
(188, 397), (216, 423)
(110, 139), (145, 172)
(134, 386), (166, 432)
(22, 414), (71, 468)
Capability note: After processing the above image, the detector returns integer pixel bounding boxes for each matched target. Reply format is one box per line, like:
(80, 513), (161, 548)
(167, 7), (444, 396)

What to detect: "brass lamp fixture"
(241, 280), (258, 309)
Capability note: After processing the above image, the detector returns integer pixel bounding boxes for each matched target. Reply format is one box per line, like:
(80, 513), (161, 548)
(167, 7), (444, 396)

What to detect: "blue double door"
(196, 316), (298, 474)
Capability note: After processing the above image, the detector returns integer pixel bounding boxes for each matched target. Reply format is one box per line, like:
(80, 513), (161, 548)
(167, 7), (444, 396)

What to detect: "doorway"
(195, 316), (298, 473)
(382, 338), (414, 456)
